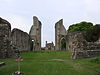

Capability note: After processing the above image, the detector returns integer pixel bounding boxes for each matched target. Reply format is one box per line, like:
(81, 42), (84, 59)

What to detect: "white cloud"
(8, 15), (31, 33)
(85, 0), (100, 11)
(0, 0), (14, 3)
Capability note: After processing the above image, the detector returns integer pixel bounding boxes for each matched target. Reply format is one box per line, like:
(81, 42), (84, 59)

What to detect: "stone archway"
(60, 38), (66, 50)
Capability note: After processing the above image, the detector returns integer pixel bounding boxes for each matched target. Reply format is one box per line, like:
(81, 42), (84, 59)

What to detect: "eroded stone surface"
(67, 32), (100, 59)
(55, 19), (67, 50)
(29, 16), (42, 50)
(45, 41), (54, 50)
(0, 17), (15, 58)
(11, 28), (31, 52)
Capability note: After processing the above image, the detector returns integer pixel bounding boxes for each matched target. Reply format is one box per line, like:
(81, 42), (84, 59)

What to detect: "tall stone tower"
(55, 19), (67, 50)
(29, 16), (42, 50)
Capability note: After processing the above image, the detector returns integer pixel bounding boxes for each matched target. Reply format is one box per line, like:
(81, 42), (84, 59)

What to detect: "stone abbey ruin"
(29, 16), (42, 50)
(0, 16), (100, 59)
(0, 16), (42, 58)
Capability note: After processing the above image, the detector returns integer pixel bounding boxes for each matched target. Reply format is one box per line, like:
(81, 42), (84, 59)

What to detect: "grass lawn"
(0, 50), (100, 75)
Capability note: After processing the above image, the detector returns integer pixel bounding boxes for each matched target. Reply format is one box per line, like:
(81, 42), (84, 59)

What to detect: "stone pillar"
(29, 16), (42, 50)
(55, 19), (67, 50)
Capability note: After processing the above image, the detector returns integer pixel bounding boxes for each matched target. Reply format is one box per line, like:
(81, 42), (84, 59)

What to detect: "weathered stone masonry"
(67, 32), (100, 59)
(29, 16), (42, 50)
(11, 28), (32, 52)
(0, 16), (42, 58)
(0, 17), (15, 58)
(0, 16), (100, 59)
(45, 41), (55, 50)
(55, 19), (100, 58)
(55, 19), (67, 50)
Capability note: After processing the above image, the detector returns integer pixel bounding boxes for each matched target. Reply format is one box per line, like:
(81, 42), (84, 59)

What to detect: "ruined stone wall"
(11, 28), (31, 52)
(29, 16), (42, 50)
(45, 41), (55, 50)
(0, 18), (15, 58)
(67, 32), (100, 59)
(55, 19), (67, 50)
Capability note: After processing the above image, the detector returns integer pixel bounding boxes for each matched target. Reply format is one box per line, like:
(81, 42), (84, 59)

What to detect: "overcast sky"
(0, 0), (100, 47)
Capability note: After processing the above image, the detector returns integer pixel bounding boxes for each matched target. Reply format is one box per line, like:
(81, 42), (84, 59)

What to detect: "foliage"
(67, 21), (100, 42)
(84, 25), (100, 42)
(68, 21), (93, 32)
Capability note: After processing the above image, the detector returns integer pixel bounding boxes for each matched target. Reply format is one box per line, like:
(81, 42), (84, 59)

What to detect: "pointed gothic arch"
(60, 37), (66, 50)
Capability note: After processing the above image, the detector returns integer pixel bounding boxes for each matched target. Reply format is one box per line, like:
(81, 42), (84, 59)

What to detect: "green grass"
(0, 50), (100, 75)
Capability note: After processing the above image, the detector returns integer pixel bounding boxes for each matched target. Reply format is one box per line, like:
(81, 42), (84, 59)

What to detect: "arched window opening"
(61, 38), (66, 50)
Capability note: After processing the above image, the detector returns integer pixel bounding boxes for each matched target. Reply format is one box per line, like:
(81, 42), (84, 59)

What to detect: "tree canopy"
(68, 21), (93, 33)
(67, 21), (100, 42)
(85, 25), (100, 42)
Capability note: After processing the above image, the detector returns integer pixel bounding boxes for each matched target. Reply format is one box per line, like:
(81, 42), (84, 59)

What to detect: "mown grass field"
(0, 51), (100, 75)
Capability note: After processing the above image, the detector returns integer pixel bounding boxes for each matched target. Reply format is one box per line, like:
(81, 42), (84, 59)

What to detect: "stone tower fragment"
(55, 19), (67, 50)
(29, 16), (42, 50)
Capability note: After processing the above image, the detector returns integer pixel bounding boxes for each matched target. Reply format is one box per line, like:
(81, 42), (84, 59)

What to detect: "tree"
(68, 21), (93, 32)
(85, 25), (100, 42)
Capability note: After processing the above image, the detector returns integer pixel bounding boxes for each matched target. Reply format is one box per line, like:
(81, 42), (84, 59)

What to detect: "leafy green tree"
(68, 21), (93, 32)
(85, 25), (100, 42)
